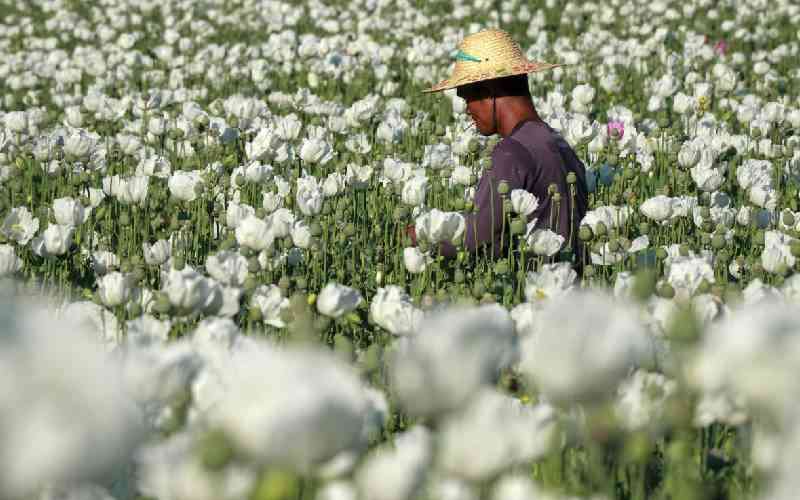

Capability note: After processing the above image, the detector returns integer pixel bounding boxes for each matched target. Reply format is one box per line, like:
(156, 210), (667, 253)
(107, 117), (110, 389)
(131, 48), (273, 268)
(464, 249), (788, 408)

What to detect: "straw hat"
(424, 28), (560, 93)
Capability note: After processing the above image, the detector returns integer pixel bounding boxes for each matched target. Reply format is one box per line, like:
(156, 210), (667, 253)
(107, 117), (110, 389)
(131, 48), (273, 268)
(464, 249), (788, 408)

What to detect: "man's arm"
(439, 141), (529, 258)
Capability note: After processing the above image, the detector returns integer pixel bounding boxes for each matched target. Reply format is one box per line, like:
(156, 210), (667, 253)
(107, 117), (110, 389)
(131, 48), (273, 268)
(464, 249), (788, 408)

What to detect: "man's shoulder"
(492, 134), (535, 166)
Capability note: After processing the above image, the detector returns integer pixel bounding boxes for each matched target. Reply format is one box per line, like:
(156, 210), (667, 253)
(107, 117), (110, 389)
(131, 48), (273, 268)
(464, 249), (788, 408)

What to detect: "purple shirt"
(441, 119), (588, 259)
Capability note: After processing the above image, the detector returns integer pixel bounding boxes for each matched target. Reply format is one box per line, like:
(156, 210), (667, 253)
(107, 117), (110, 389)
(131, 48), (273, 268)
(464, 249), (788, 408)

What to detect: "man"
(409, 28), (588, 264)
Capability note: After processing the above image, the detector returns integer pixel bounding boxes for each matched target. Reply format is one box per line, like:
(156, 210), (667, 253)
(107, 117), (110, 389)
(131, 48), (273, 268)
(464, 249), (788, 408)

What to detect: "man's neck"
(496, 98), (541, 138)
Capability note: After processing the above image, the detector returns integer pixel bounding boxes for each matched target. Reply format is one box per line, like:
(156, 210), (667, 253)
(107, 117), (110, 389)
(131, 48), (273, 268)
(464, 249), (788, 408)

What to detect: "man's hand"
(405, 224), (417, 246)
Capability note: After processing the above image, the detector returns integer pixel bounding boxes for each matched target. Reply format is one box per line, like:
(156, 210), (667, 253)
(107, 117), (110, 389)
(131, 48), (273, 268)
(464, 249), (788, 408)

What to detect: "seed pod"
(247, 257), (260, 273)
(247, 306), (263, 322)
(658, 283), (675, 299)
(494, 261), (509, 275)
(172, 256), (185, 271)
(393, 206), (408, 221)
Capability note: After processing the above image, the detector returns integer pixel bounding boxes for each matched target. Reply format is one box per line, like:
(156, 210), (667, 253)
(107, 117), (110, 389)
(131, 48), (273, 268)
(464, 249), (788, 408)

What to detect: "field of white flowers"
(1, 0), (800, 499)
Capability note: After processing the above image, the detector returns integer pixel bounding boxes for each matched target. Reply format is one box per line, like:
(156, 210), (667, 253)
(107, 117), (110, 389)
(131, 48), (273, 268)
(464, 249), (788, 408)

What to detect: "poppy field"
(1, 0), (800, 499)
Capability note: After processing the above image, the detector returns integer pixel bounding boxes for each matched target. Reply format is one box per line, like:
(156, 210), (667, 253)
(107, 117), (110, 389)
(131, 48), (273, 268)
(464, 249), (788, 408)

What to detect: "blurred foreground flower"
(518, 292), (653, 405)
(0, 293), (144, 497)
(390, 304), (516, 417)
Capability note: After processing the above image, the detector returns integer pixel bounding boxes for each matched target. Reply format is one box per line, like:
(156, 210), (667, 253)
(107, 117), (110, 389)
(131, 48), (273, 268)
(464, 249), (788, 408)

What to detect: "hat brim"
(422, 61), (563, 94)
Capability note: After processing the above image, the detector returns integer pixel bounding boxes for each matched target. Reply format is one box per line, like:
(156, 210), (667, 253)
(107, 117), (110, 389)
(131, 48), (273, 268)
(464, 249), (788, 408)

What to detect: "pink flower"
(607, 121), (625, 140)
(713, 39), (728, 56)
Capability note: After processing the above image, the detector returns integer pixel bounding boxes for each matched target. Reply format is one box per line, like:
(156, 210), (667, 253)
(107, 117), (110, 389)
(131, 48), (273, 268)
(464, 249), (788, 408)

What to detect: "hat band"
(454, 50), (482, 63)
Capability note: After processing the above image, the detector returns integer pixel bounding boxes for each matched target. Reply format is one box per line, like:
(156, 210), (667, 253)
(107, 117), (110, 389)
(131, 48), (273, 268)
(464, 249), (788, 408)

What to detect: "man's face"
(457, 83), (495, 136)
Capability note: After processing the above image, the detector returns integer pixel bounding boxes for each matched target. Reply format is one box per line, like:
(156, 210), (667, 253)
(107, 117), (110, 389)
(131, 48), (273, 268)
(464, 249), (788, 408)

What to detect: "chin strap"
(491, 93), (498, 134)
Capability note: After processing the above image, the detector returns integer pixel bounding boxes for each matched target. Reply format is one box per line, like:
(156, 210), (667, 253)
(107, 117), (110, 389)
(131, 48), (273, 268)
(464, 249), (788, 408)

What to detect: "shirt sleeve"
(440, 141), (530, 258)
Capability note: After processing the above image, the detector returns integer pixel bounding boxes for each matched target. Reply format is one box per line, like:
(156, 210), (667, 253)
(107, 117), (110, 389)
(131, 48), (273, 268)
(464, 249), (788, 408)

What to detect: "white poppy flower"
(62, 128), (96, 159)
(52, 197), (89, 226)
(268, 208), (295, 239)
(524, 262), (578, 301)
(401, 175), (428, 206)
(192, 317), (239, 350)
(274, 113), (303, 141)
(143, 239), (171, 266)
(96, 271), (132, 307)
(317, 282), (363, 318)
(205, 250), (249, 287)
(640, 195), (673, 222)
(2, 206), (39, 245)
(296, 175), (324, 216)
(243, 161), (273, 183)
(518, 291), (652, 404)
(168, 170), (204, 202)
(290, 219), (313, 249)
(691, 163), (725, 192)
(4, 110), (28, 132)
(235, 215), (274, 251)
(0, 244), (22, 276)
(450, 165), (473, 186)
(299, 137), (334, 165)
(403, 247), (430, 274)
(250, 284), (289, 328)
(437, 389), (557, 480)
(324, 172), (348, 197)
(509, 189), (539, 216)
(136, 155), (172, 178)
(162, 266), (213, 313)
(370, 286), (423, 336)
(390, 304), (515, 417)
(225, 202), (256, 229)
(526, 229), (564, 257)
(615, 370), (677, 431)
(31, 223), (74, 257)
(761, 230), (797, 274)
(262, 192), (283, 213)
(666, 256), (715, 300)
(246, 127), (279, 160)
(415, 209), (465, 245)
(125, 315), (172, 349)
(317, 481), (357, 500)
(117, 176), (149, 205)
(1, 300), (143, 498)
(209, 343), (370, 470)
(491, 475), (541, 500)
(356, 427), (431, 500)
